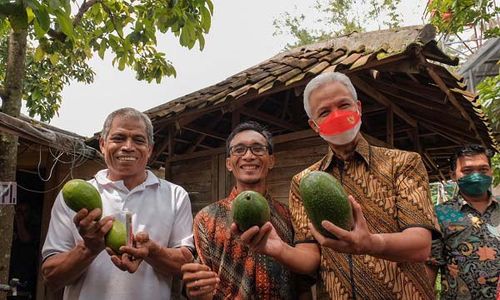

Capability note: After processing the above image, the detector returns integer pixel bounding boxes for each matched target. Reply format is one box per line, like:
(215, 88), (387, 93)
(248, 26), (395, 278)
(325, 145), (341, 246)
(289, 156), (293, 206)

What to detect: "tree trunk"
(0, 29), (27, 300)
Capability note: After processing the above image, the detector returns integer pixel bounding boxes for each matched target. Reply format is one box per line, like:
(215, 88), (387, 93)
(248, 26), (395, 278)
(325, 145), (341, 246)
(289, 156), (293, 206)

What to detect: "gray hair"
(101, 107), (154, 145)
(303, 72), (358, 118)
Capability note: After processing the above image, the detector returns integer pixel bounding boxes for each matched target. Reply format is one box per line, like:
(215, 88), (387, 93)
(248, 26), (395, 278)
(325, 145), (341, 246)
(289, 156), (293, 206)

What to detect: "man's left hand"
(309, 195), (384, 255)
(107, 231), (152, 273)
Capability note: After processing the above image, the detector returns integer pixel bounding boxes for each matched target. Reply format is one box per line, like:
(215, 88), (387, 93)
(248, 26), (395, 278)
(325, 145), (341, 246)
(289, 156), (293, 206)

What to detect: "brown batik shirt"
(194, 188), (301, 299)
(289, 136), (440, 300)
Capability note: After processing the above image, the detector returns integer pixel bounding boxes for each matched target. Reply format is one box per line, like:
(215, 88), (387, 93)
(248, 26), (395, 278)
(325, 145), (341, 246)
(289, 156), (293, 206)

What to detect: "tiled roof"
(145, 25), (457, 122)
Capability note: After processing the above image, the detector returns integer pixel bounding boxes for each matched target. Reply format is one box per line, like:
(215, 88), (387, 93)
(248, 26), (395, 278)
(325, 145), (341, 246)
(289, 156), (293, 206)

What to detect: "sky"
(41, 0), (427, 137)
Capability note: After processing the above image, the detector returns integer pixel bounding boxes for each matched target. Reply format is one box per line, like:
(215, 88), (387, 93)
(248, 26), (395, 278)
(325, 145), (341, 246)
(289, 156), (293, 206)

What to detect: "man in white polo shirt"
(41, 107), (194, 300)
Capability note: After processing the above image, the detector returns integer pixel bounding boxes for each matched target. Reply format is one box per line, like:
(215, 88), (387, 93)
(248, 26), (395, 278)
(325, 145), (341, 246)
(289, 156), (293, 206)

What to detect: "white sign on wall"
(0, 182), (17, 205)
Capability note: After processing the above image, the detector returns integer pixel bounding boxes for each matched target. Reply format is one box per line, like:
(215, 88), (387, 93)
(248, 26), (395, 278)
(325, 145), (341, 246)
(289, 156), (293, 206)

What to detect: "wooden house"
(0, 111), (102, 299)
(142, 25), (497, 212)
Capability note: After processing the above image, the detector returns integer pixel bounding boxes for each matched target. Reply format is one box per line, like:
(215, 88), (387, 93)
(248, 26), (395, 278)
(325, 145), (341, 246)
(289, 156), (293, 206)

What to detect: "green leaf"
(55, 9), (73, 38)
(26, 7), (34, 23)
(198, 33), (205, 51)
(34, 4), (50, 32)
(206, 0), (214, 14)
(118, 56), (126, 71)
(34, 46), (45, 62)
(98, 40), (107, 59)
(33, 18), (45, 37)
(200, 5), (211, 33)
(49, 53), (60, 65)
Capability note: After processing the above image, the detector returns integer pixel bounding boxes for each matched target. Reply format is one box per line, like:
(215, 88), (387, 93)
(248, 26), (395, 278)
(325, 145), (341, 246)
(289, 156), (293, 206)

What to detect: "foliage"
(427, 0), (500, 38)
(273, 0), (403, 49)
(0, 0), (213, 121)
(476, 71), (500, 186)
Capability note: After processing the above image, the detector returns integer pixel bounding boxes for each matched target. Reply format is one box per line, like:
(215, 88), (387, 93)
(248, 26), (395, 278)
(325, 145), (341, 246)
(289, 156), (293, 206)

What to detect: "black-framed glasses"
(229, 144), (269, 157)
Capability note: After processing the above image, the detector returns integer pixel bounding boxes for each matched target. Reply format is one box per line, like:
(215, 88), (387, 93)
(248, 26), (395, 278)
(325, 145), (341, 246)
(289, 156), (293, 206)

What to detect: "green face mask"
(457, 172), (492, 197)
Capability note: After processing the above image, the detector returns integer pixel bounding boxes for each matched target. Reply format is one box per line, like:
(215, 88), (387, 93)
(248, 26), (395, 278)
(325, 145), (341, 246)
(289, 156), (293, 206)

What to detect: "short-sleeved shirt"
(289, 136), (440, 300)
(193, 187), (299, 299)
(42, 170), (194, 300)
(428, 194), (499, 299)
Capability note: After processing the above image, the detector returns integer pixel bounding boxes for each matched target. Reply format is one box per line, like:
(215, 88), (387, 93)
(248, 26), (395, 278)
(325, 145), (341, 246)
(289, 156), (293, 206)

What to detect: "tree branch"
(73, 0), (100, 27)
(101, 2), (125, 39)
(46, 0), (100, 42)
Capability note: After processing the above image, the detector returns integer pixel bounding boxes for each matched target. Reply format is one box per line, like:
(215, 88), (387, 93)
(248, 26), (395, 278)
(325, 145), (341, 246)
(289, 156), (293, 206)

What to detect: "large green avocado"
(105, 220), (127, 254)
(62, 179), (102, 215)
(232, 190), (271, 232)
(299, 171), (353, 239)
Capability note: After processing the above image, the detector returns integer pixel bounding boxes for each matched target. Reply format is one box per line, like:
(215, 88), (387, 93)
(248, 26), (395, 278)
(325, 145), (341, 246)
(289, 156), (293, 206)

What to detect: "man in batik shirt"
(181, 121), (311, 299)
(237, 72), (441, 300)
(427, 144), (499, 299)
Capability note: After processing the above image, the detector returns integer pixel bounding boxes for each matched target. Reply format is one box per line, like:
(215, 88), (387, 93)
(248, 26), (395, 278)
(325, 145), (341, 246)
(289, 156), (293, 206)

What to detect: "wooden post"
(386, 108), (394, 147)
(164, 126), (174, 181)
(231, 110), (240, 129)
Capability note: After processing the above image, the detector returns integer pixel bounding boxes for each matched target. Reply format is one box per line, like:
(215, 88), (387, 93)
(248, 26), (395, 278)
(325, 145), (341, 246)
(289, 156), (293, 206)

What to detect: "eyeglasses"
(229, 144), (269, 157)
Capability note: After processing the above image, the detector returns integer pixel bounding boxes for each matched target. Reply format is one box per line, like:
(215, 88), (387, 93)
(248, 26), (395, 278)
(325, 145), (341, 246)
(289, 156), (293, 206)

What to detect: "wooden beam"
(365, 59), (421, 74)
(183, 125), (226, 141)
(423, 61), (485, 147)
(406, 126), (418, 153)
(423, 151), (447, 182)
(164, 126), (175, 180)
(280, 90), (291, 119)
(376, 84), (449, 112)
(167, 146), (226, 163)
(151, 80), (307, 130)
(187, 113), (224, 153)
(240, 108), (299, 130)
(273, 128), (317, 144)
(375, 78), (447, 105)
(150, 126), (173, 165)
(362, 105), (386, 115)
(386, 108), (394, 147)
(350, 76), (418, 128)
(426, 145), (461, 151)
(231, 110), (240, 129)
(165, 129), (394, 164)
(418, 117), (479, 143)
(419, 123), (465, 145)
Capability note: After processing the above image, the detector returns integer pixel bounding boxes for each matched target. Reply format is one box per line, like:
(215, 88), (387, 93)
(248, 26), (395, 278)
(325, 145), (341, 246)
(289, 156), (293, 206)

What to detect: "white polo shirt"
(42, 170), (194, 300)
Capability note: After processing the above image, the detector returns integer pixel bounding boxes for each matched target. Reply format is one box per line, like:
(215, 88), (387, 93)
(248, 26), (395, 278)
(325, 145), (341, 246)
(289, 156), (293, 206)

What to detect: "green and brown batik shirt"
(289, 136), (440, 300)
(428, 194), (499, 300)
(194, 187), (301, 299)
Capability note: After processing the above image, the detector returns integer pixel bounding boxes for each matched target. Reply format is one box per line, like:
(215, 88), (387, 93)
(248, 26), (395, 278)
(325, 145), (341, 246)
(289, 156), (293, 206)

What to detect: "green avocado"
(105, 220), (127, 254)
(299, 171), (353, 239)
(62, 179), (102, 216)
(232, 190), (270, 232)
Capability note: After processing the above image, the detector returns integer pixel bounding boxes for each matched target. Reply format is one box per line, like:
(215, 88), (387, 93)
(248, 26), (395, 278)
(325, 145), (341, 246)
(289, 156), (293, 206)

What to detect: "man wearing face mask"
(426, 145), (499, 300)
(237, 72), (440, 299)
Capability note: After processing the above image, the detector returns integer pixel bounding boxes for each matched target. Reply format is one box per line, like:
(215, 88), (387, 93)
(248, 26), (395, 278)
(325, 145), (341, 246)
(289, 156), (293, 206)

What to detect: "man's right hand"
(181, 263), (219, 300)
(73, 208), (114, 255)
(231, 222), (285, 258)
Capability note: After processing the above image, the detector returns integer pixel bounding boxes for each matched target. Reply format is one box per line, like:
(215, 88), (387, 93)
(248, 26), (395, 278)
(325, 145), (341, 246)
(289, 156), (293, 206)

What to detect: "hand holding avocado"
(231, 221), (286, 257)
(73, 208), (114, 255)
(308, 195), (384, 256)
(106, 231), (151, 273)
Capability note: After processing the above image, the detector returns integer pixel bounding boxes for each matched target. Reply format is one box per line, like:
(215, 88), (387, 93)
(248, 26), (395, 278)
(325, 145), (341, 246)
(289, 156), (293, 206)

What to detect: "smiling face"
(99, 115), (152, 188)
(226, 130), (275, 193)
